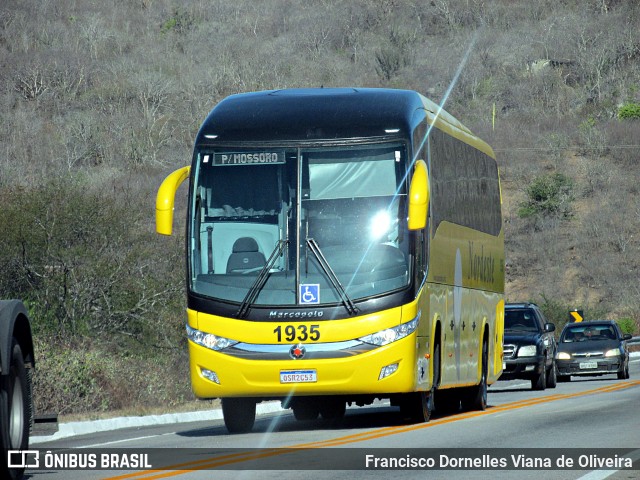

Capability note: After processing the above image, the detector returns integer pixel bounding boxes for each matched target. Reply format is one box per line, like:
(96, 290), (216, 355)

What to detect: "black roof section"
(195, 88), (428, 144)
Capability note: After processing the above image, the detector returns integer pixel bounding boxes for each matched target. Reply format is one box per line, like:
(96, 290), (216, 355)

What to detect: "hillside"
(1, 0), (639, 416)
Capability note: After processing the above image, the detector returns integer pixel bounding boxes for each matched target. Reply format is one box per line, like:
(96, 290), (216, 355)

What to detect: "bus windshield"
(189, 143), (410, 309)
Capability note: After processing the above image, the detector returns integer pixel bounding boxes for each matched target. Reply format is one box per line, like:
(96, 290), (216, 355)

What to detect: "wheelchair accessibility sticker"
(299, 284), (320, 305)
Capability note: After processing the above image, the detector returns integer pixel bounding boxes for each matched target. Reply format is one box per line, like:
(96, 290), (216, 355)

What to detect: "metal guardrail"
(628, 336), (640, 346)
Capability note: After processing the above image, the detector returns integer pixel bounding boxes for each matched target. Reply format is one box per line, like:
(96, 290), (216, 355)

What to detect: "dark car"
(500, 303), (558, 390)
(556, 320), (632, 382)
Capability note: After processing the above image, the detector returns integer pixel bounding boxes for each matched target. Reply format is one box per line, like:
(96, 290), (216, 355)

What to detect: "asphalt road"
(26, 357), (640, 480)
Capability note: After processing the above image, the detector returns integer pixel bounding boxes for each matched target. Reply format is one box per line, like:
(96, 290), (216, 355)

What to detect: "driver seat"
(226, 237), (266, 273)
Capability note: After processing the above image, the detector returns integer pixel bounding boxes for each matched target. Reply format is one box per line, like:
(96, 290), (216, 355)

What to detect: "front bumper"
(556, 356), (623, 376)
(499, 355), (545, 381)
(188, 332), (422, 399)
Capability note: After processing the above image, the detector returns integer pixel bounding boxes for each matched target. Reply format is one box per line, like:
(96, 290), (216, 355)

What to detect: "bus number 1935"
(273, 324), (320, 342)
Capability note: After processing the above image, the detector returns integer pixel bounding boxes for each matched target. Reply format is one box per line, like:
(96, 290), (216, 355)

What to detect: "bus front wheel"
(222, 397), (256, 434)
(292, 399), (320, 421)
(400, 343), (439, 423)
(319, 398), (346, 420)
(399, 391), (432, 423)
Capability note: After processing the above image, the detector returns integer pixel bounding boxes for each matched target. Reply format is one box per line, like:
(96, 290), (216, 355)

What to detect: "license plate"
(579, 361), (598, 369)
(280, 369), (317, 384)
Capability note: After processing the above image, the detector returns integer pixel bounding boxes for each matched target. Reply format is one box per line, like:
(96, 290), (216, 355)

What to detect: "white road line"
(489, 382), (530, 390)
(31, 401), (285, 444)
(79, 432), (175, 448)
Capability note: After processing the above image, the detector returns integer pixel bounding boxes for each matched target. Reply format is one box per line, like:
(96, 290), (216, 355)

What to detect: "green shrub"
(32, 337), (194, 416)
(160, 8), (194, 35)
(0, 176), (184, 342)
(32, 338), (109, 415)
(518, 173), (574, 218)
(536, 295), (608, 336)
(537, 295), (572, 334)
(616, 318), (637, 335)
(617, 103), (640, 120)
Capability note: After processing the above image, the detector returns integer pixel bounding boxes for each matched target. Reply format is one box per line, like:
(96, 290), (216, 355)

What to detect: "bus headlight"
(186, 324), (239, 351)
(358, 315), (419, 347)
(517, 345), (537, 357)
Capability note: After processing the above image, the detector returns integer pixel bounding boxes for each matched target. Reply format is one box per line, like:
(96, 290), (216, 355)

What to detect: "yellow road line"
(102, 379), (640, 479)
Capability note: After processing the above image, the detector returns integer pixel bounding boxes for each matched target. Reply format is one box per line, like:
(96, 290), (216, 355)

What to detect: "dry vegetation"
(1, 0), (639, 416)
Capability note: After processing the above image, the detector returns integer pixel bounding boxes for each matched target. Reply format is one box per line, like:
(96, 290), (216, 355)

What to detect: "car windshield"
(188, 143), (410, 308)
(504, 310), (539, 332)
(561, 325), (616, 343)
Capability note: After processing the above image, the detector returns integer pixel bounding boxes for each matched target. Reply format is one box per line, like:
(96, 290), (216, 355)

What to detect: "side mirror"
(622, 333), (633, 341)
(544, 323), (556, 333)
(408, 159), (429, 230)
(156, 166), (190, 235)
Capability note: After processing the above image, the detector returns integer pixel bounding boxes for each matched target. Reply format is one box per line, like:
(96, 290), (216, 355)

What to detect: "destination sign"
(210, 151), (286, 165)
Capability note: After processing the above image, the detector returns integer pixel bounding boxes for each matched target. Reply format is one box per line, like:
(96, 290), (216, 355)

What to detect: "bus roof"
(195, 88), (494, 157)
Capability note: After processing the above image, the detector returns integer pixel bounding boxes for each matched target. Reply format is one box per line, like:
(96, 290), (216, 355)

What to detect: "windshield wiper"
(236, 240), (289, 318)
(306, 238), (358, 315)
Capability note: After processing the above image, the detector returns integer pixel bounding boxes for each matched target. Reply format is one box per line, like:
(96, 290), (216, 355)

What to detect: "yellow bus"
(156, 88), (504, 433)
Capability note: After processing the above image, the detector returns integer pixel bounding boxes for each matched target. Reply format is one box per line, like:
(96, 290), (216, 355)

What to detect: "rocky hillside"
(1, 0), (639, 415)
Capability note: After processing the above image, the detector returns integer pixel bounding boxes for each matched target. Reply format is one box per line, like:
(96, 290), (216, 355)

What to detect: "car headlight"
(358, 315), (419, 347)
(605, 348), (622, 357)
(518, 345), (537, 357)
(186, 324), (239, 351)
(557, 352), (571, 360)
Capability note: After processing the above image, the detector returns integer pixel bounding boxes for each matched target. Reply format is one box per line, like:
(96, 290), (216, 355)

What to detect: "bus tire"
(222, 397), (256, 434)
(319, 398), (346, 420)
(292, 399), (320, 421)
(1, 340), (30, 480)
(400, 343), (438, 423)
(461, 339), (487, 411)
(399, 391), (432, 423)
